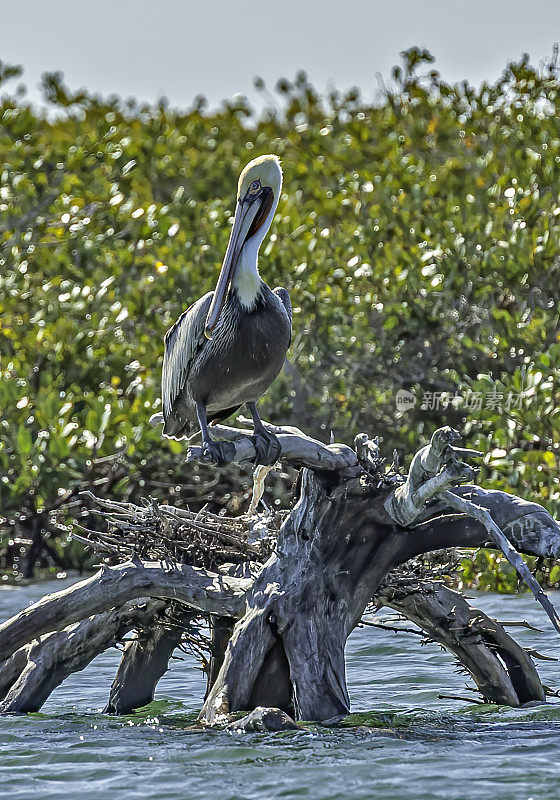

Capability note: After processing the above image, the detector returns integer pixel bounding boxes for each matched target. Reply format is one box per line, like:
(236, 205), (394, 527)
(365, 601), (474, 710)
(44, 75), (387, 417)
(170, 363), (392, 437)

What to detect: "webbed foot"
(252, 429), (282, 466)
(202, 439), (236, 466)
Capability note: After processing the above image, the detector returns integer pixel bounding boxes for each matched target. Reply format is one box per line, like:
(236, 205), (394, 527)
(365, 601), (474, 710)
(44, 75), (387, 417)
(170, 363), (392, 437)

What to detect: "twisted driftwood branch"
(381, 426), (560, 635)
(377, 581), (544, 706)
(383, 426), (481, 525)
(0, 600), (166, 714)
(440, 489), (560, 635)
(1, 424), (559, 720)
(151, 412), (357, 472)
(0, 560), (251, 664)
(186, 422), (359, 472)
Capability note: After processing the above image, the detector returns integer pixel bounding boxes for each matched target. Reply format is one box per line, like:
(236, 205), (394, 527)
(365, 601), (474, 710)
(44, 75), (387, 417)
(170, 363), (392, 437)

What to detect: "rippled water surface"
(1, 579), (560, 800)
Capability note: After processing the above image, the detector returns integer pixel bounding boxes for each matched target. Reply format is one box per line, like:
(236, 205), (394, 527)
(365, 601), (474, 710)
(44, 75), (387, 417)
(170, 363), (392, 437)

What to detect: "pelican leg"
(247, 402), (282, 466)
(196, 402), (235, 466)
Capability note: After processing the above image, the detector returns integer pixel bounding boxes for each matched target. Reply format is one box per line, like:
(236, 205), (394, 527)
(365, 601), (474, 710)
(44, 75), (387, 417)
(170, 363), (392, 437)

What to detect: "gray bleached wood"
(377, 581), (545, 706)
(381, 426), (560, 635)
(0, 560), (251, 664)
(383, 426), (481, 526)
(186, 422), (359, 472)
(439, 489), (560, 635)
(0, 600), (165, 713)
(105, 604), (197, 715)
(201, 469), (560, 721)
(1, 423), (559, 721)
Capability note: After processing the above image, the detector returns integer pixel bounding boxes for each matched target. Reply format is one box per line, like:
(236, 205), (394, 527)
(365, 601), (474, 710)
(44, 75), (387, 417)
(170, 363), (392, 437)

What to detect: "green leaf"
(16, 426), (32, 456)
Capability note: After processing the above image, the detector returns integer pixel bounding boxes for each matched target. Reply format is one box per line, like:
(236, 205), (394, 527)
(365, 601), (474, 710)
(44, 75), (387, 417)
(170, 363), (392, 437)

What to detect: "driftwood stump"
(1, 423), (559, 728)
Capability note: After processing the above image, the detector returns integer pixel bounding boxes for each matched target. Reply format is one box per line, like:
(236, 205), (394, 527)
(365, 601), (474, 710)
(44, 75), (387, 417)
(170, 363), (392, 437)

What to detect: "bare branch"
(0, 561), (251, 663)
(376, 581), (545, 706)
(186, 422), (359, 473)
(440, 489), (560, 636)
(383, 426), (480, 525)
(0, 600), (165, 713)
(382, 427), (560, 635)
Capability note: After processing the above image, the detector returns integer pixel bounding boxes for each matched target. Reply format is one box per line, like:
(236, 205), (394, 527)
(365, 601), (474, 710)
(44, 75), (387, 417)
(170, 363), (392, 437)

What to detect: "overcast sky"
(3, 0), (560, 109)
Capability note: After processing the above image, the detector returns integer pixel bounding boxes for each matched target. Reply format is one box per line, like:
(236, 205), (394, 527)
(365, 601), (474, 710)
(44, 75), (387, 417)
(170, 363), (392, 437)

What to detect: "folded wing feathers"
(273, 286), (292, 347)
(162, 292), (212, 418)
(273, 286), (292, 323)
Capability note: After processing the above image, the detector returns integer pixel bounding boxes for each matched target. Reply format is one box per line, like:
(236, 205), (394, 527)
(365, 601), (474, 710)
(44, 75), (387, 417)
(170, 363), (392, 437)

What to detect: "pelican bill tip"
(204, 327), (213, 340)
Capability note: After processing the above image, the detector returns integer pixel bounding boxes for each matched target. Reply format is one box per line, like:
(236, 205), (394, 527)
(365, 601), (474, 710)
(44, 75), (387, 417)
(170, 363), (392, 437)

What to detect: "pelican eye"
(249, 179), (261, 193)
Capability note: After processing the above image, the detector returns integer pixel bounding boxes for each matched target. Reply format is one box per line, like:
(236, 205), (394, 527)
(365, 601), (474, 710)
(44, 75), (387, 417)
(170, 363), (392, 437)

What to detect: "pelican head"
(204, 154), (282, 338)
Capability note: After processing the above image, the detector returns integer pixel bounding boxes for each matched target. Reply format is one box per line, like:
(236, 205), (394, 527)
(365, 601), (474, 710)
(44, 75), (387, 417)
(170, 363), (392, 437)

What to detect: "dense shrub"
(0, 49), (558, 583)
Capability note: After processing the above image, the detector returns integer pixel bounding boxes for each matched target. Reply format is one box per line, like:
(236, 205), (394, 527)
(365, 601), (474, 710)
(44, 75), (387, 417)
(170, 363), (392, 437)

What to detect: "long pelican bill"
(204, 188), (273, 338)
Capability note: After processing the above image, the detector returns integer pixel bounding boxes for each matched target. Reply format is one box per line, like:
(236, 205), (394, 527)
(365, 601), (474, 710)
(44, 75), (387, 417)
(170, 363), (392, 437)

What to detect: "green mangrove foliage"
(0, 49), (558, 584)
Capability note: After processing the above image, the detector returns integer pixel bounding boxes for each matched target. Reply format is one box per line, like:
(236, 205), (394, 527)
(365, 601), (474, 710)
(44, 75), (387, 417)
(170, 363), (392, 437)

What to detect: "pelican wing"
(273, 286), (291, 318)
(162, 292), (212, 420)
(273, 286), (292, 343)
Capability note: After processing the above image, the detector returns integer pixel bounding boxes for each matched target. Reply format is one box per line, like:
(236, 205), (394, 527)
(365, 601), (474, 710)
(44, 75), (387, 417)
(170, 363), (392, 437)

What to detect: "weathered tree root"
(1, 424), (559, 722)
(0, 600), (165, 713)
(0, 560), (250, 664)
(378, 581), (545, 707)
(105, 604), (197, 715)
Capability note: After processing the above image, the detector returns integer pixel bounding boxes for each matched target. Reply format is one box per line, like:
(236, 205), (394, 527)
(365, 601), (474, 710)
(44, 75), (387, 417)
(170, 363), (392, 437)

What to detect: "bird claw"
(202, 440), (236, 466)
(252, 429), (282, 466)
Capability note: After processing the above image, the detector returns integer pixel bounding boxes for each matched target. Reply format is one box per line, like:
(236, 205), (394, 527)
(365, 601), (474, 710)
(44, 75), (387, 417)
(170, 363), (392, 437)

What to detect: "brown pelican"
(159, 154), (291, 465)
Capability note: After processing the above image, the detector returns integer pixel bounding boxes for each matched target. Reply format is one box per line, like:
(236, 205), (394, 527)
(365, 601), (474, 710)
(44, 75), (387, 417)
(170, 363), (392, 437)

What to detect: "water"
(1, 579), (560, 800)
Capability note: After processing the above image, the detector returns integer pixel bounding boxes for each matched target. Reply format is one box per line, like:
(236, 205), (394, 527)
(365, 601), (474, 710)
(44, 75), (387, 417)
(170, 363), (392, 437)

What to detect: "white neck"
(232, 194), (279, 309)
